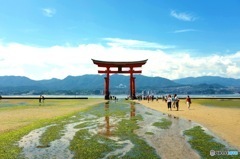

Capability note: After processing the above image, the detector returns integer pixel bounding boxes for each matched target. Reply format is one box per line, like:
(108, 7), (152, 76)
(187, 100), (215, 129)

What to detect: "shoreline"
(0, 93), (240, 99)
(138, 100), (240, 151)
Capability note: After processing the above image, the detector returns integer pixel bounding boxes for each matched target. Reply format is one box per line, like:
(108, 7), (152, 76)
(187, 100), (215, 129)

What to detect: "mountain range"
(0, 75), (239, 95)
(173, 76), (240, 87)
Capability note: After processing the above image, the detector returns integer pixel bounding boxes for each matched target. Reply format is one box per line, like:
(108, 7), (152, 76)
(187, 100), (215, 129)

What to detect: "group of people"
(135, 95), (156, 102)
(137, 94), (192, 111)
(165, 94), (191, 111)
(135, 93), (192, 111)
(166, 94), (179, 111)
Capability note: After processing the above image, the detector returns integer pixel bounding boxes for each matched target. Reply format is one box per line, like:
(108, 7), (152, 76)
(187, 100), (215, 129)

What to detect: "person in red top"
(186, 95), (191, 109)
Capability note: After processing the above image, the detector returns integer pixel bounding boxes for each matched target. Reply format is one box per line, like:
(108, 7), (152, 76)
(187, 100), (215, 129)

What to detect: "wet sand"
(135, 104), (201, 159)
(138, 100), (240, 150)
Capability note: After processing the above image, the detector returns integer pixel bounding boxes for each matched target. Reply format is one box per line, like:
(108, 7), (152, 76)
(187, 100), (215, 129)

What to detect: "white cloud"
(104, 38), (175, 49)
(173, 29), (198, 33)
(170, 10), (196, 21)
(42, 8), (56, 17)
(0, 39), (240, 80)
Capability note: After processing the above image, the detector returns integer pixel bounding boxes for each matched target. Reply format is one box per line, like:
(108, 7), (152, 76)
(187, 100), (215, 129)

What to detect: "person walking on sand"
(186, 95), (191, 109)
(39, 95), (42, 103)
(174, 94), (180, 111)
(167, 94), (172, 111)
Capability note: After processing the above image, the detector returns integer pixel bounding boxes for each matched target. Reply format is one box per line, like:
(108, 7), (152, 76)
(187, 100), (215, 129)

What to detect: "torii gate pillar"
(104, 70), (110, 99)
(92, 59), (147, 100)
(130, 67), (136, 99)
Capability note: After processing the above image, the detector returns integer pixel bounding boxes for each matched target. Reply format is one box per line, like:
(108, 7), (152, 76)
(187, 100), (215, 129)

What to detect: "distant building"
(115, 83), (127, 88)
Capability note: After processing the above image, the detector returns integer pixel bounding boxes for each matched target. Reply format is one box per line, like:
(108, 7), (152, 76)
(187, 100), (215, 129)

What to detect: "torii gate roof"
(91, 59), (148, 67)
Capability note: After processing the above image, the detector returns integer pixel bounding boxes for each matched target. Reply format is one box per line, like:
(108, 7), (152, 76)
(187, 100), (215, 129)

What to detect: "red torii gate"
(92, 59), (147, 100)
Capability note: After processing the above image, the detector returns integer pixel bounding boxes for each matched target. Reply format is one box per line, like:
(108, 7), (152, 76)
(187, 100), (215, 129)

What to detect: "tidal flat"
(0, 99), (238, 158)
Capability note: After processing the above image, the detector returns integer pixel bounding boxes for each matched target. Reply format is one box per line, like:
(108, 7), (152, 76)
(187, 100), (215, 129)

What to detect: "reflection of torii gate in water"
(92, 59), (148, 99)
(104, 102), (136, 136)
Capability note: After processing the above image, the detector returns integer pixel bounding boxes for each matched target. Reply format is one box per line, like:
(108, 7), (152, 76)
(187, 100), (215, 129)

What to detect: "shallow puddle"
(134, 103), (201, 159)
(18, 101), (232, 159)
(19, 122), (84, 159)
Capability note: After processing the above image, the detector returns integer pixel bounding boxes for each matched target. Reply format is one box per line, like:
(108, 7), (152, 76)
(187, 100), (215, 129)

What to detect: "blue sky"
(0, 0), (240, 80)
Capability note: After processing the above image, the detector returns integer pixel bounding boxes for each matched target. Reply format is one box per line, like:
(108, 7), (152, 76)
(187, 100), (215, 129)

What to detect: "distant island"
(0, 74), (239, 95)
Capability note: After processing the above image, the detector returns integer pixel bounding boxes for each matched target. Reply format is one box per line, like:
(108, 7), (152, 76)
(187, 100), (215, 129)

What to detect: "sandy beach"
(138, 99), (240, 150)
